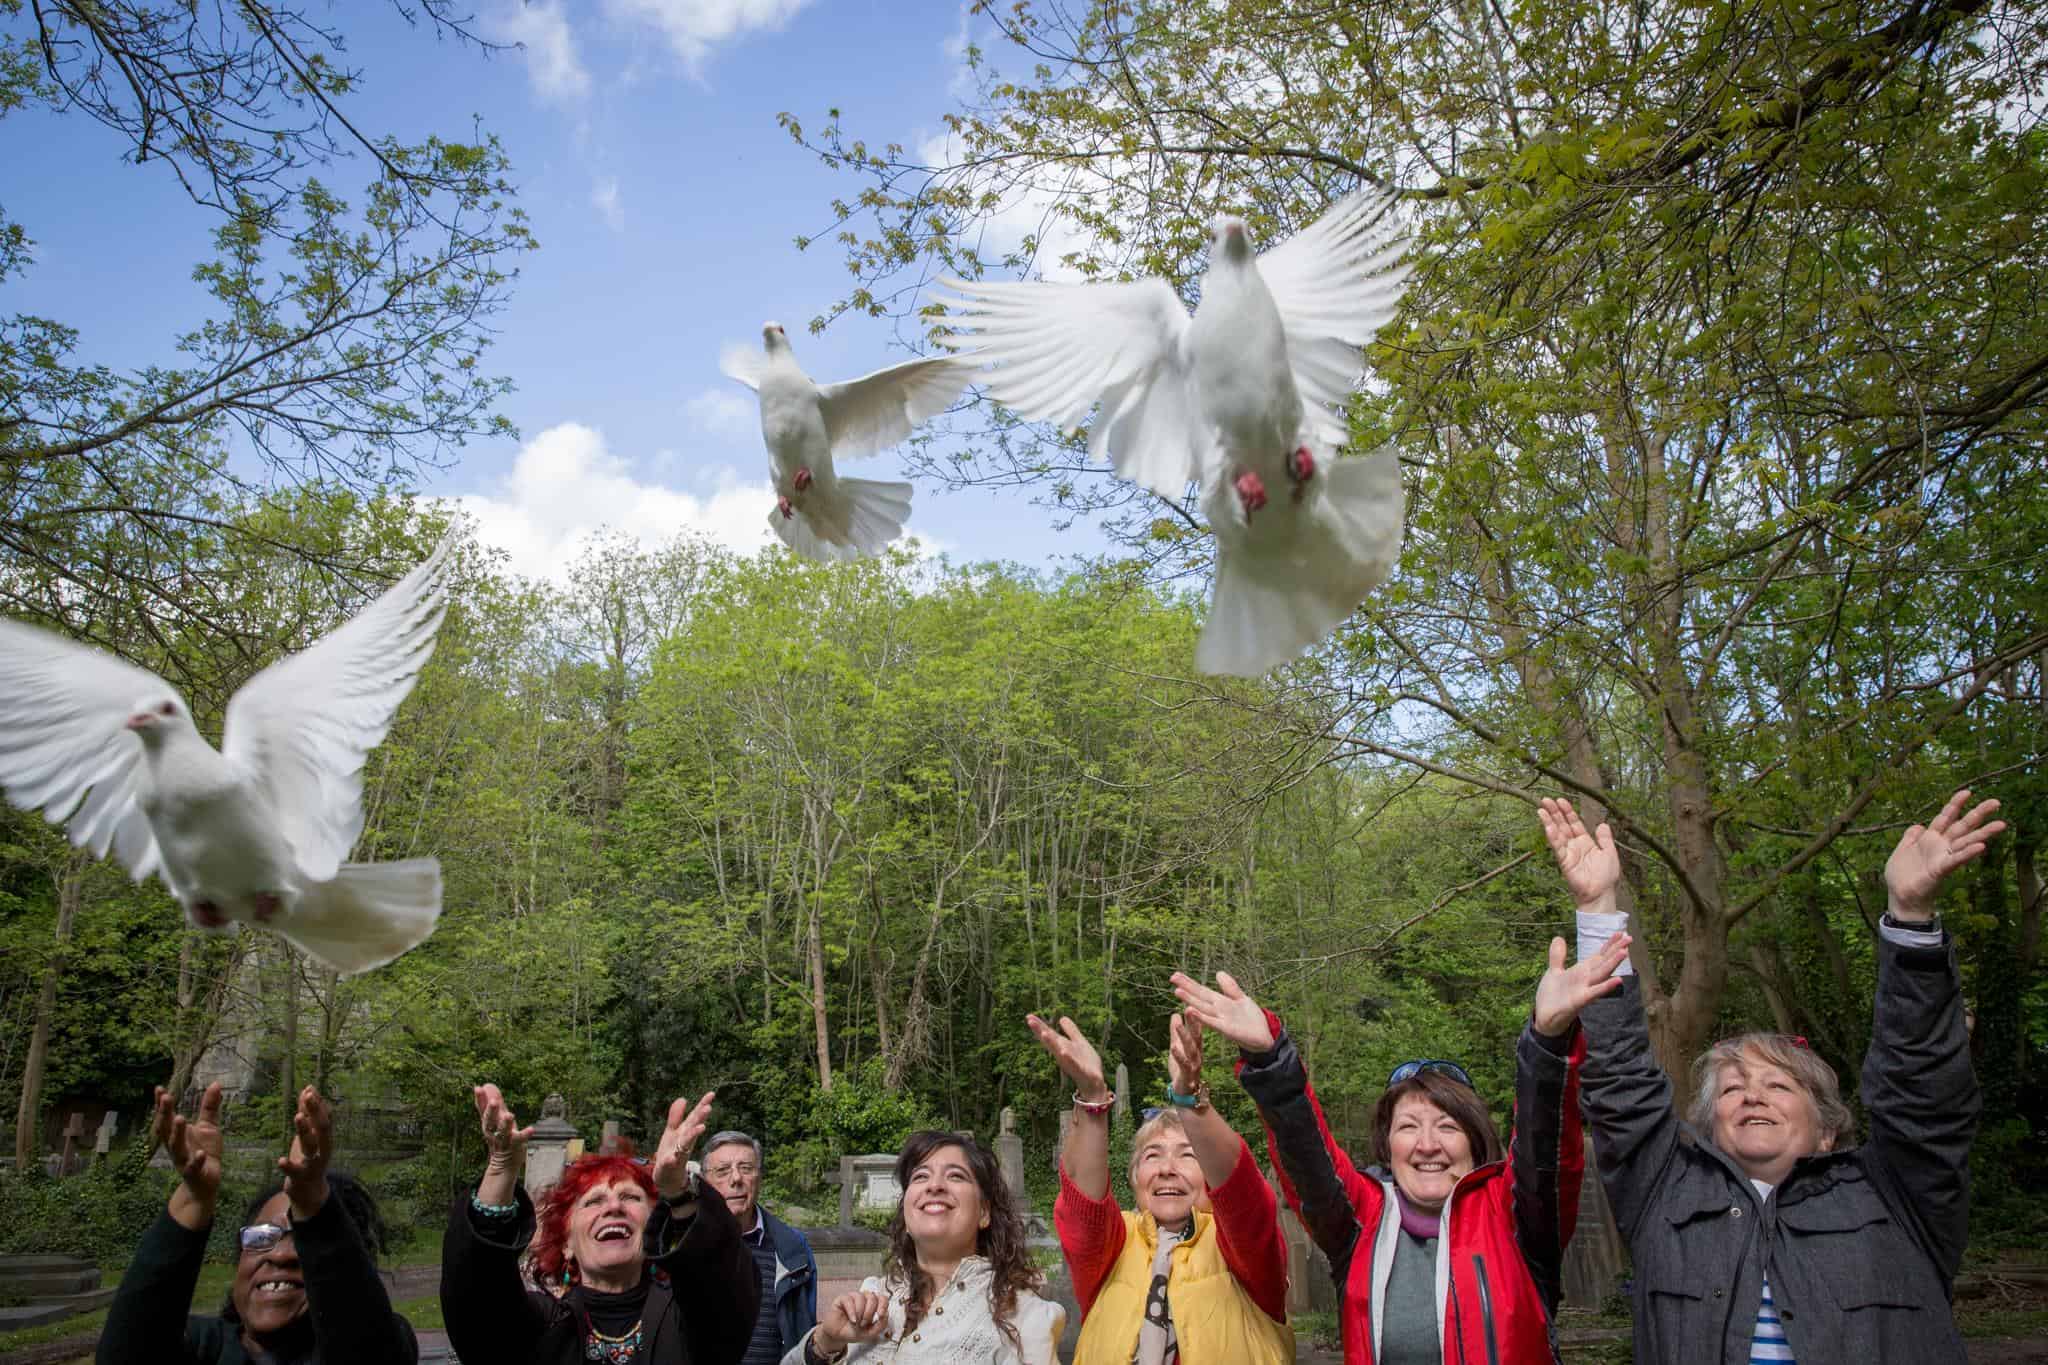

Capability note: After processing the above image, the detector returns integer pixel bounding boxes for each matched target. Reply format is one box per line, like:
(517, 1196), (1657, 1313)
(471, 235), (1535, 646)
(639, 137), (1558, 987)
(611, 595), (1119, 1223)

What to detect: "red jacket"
(1236, 1012), (1585, 1365)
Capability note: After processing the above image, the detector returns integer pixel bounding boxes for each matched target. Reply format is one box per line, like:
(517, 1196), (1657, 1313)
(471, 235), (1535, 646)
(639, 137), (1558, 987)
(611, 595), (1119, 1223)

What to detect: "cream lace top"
(780, 1255), (1065, 1365)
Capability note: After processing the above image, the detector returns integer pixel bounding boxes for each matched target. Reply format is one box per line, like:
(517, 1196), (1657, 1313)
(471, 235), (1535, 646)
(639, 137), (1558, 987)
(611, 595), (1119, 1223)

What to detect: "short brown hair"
(1687, 1034), (1855, 1147)
(1373, 1071), (1504, 1169)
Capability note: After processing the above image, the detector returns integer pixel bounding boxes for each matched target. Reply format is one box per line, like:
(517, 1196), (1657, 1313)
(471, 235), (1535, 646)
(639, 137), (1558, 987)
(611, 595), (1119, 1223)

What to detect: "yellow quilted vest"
(1072, 1207), (1295, 1365)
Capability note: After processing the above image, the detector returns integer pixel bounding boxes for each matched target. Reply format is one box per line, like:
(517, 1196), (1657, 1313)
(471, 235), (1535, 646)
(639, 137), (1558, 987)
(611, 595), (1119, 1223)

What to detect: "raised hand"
(1171, 971), (1275, 1053)
(1026, 1014), (1110, 1100)
(1533, 933), (1633, 1037)
(153, 1081), (225, 1226)
(473, 1083), (533, 1207)
(1538, 797), (1622, 909)
(277, 1085), (335, 1218)
(815, 1288), (891, 1355)
(1886, 789), (2007, 921)
(652, 1092), (715, 1198)
(1168, 1011), (1205, 1095)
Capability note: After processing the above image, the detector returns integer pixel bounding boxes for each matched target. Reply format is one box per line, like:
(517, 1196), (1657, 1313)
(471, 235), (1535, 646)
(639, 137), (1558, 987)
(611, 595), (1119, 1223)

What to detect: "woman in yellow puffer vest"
(1027, 1005), (1295, 1365)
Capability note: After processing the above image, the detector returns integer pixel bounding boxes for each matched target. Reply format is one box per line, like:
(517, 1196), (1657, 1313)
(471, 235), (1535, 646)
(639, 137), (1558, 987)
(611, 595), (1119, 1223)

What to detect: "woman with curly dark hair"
(441, 1083), (758, 1365)
(787, 1131), (1063, 1364)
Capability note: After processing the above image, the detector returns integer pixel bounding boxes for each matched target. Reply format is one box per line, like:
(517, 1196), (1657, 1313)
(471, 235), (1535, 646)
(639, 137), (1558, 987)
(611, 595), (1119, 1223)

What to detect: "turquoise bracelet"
(471, 1194), (519, 1218)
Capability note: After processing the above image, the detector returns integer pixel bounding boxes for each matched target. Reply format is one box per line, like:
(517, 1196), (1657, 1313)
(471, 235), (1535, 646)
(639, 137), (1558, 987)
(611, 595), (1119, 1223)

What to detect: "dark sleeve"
(96, 1209), (224, 1365)
(1507, 1021), (1586, 1314)
(290, 1190), (418, 1364)
(440, 1186), (552, 1363)
(649, 1174), (761, 1365)
(795, 1231), (819, 1341)
(1860, 927), (1981, 1283)
(1576, 974), (1683, 1243)
(1234, 1026), (1369, 1280)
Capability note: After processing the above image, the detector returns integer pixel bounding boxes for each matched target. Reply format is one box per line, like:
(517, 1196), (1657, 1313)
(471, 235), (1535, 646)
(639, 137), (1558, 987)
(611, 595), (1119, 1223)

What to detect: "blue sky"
(4, 0), (1113, 580)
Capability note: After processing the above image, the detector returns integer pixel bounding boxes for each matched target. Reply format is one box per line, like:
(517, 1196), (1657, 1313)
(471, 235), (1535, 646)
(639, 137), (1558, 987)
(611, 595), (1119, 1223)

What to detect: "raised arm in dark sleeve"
(290, 1187), (418, 1363)
(650, 1173), (761, 1365)
(1235, 1024), (1372, 1282)
(1508, 1021), (1586, 1314)
(96, 1208), (225, 1365)
(440, 1186), (552, 1363)
(1576, 975), (1684, 1242)
(1860, 926), (1981, 1284)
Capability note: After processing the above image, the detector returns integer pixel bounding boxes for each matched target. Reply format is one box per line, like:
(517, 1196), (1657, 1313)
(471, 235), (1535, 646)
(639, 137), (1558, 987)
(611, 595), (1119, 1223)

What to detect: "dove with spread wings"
(939, 188), (1412, 676)
(0, 538), (456, 976)
(720, 322), (977, 561)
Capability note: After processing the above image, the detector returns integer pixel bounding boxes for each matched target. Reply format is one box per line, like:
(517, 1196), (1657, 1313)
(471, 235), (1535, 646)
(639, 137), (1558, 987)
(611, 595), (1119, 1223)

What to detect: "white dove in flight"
(939, 188), (1412, 675)
(720, 322), (976, 561)
(0, 537), (457, 975)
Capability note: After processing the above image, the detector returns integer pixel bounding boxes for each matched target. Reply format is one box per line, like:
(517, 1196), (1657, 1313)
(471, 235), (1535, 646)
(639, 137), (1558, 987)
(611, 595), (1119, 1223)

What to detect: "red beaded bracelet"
(1072, 1091), (1116, 1115)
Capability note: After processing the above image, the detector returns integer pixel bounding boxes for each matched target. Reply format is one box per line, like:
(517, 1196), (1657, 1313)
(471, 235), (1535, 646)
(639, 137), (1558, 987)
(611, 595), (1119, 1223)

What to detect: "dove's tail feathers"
(1196, 449), (1404, 677)
(281, 857), (443, 976)
(771, 478), (914, 561)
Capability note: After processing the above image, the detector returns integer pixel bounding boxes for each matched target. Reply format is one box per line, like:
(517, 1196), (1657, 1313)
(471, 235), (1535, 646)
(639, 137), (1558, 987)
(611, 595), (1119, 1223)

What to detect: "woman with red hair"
(441, 1084), (759, 1365)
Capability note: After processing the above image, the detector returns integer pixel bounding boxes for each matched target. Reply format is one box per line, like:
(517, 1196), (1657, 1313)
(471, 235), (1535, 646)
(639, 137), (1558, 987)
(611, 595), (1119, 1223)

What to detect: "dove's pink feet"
(252, 892), (283, 924)
(793, 467), (814, 492)
(1287, 446), (1316, 502)
(1235, 471), (1269, 517)
(777, 496), (795, 520)
(189, 901), (227, 929)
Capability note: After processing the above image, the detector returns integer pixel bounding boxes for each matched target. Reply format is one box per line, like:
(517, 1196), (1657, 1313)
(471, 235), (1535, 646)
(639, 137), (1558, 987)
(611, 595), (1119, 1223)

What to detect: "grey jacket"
(1579, 927), (1978, 1365)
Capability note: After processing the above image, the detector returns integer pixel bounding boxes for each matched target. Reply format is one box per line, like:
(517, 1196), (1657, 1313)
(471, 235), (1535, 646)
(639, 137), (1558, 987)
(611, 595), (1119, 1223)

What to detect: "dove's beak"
(125, 713), (153, 731)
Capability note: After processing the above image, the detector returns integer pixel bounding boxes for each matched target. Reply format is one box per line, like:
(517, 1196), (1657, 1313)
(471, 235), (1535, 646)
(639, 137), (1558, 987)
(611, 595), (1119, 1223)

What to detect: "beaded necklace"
(583, 1318), (644, 1364)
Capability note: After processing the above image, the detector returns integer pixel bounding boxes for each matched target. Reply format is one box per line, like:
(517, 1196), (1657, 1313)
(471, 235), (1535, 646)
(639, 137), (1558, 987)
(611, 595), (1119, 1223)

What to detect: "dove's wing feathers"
(940, 275), (1200, 497)
(816, 354), (975, 462)
(223, 537), (455, 882)
(1255, 188), (1413, 448)
(0, 620), (168, 880)
(719, 343), (767, 392)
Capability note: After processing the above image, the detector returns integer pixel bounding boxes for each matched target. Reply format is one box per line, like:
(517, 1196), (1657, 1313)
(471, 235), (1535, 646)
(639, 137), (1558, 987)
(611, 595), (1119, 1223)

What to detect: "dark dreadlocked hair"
(238, 1169), (391, 1258)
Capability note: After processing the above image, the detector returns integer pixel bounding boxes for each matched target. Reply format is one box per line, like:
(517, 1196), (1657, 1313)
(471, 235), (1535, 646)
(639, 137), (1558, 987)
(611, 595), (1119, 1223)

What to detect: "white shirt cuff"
(1576, 909), (1634, 976)
(1879, 915), (1944, 949)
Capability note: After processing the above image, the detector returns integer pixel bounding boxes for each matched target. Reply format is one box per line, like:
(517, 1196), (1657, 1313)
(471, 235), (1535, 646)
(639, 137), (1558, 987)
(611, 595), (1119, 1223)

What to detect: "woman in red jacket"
(1175, 950), (1620, 1365)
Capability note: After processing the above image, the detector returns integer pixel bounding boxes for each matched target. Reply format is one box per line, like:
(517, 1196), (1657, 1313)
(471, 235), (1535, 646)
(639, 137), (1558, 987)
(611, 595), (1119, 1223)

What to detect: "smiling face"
(1711, 1050), (1831, 1182)
(900, 1143), (988, 1264)
(1130, 1116), (1211, 1227)
(1387, 1093), (1476, 1212)
(231, 1192), (306, 1339)
(566, 1178), (652, 1286)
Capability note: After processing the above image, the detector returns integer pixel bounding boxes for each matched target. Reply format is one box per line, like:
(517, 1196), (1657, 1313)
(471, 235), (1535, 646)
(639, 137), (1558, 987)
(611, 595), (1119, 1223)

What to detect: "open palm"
(653, 1093), (716, 1198)
(1027, 1014), (1109, 1095)
(1171, 971), (1274, 1053)
(1538, 797), (1621, 908)
(1533, 934), (1633, 1036)
(1886, 790), (2006, 918)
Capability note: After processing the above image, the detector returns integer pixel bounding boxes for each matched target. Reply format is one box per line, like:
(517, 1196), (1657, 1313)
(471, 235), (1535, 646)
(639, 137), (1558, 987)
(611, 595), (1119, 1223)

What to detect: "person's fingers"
(1588, 973), (1626, 1001)
(1932, 789), (1973, 834)
(666, 1095), (691, 1132)
(197, 1082), (223, 1127)
(1216, 970), (1246, 1000)
(1547, 936), (1567, 973)
(1172, 971), (1218, 1007)
(1057, 1016), (1088, 1047)
(1953, 796), (1999, 833)
(1183, 1011), (1204, 1049)
(1594, 822), (1615, 853)
(683, 1092), (715, 1137)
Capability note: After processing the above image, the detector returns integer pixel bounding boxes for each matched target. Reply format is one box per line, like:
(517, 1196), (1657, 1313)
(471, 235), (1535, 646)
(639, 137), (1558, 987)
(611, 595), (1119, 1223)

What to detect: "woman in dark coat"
(1539, 789), (1998, 1365)
(442, 1083), (759, 1365)
(98, 1081), (415, 1365)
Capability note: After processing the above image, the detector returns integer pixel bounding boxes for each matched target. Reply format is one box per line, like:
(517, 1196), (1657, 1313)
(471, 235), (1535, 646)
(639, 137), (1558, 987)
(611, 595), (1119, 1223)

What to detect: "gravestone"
(93, 1111), (118, 1159)
(1113, 1063), (1131, 1123)
(599, 1120), (622, 1155)
(996, 1106), (1047, 1236)
(57, 1113), (85, 1177)
(523, 1094), (581, 1198)
(836, 1154), (901, 1228)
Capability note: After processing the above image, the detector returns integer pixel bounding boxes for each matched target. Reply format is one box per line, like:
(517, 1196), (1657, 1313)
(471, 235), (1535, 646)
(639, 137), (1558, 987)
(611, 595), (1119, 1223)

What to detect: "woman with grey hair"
(1537, 789), (2001, 1365)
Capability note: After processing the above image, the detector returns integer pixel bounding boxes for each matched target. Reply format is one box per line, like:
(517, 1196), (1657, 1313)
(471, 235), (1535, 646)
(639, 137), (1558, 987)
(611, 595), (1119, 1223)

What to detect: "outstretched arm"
(441, 1085), (549, 1363)
(1168, 1010), (1288, 1322)
(1863, 790), (1999, 1281)
(281, 1086), (418, 1364)
(97, 1083), (228, 1365)
(1030, 1012), (1126, 1316)
(1537, 798), (1679, 1243)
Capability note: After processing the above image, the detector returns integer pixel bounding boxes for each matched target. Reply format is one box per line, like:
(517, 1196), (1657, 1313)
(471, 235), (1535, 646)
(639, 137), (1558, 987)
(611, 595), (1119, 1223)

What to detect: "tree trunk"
(14, 851), (88, 1170)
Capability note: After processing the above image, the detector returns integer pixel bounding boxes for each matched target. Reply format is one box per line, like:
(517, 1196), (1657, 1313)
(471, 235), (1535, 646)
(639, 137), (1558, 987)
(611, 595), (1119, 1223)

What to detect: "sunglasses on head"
(1388, 1058), (1474, 1090)
(239, 1213), (296, 1255)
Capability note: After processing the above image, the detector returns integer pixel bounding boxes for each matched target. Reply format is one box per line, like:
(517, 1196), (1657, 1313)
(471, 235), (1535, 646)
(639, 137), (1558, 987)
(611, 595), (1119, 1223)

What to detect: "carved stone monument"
(524, 1094), (581, 1198)
(837, 1154), (902, 1228)
(93, 1111), (118, 1161)
(1113, 1063), (1131, 1123)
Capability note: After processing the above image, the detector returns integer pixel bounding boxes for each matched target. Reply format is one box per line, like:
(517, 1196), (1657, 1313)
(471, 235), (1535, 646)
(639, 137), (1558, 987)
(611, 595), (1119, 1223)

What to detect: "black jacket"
(96, 1196), (417, 1365)
(1579, 928), (1979, 1365)
(441, 1174), (760, 1365)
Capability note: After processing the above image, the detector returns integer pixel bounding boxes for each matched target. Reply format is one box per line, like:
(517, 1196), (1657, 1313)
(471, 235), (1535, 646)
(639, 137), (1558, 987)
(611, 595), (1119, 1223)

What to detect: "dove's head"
(1208, 214), (1254, 264)
(125, 696), (191, 745)
(761, 321), (790, 354)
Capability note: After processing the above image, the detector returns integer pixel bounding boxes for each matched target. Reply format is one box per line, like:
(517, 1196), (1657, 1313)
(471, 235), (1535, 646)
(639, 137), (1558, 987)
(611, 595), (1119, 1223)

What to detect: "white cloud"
(604, 0), (812, 68)
(458, 423), (774, 580)
(491, 1), (589, 102)
(683, 387), (754, 438)
(591, 176), (624, 231)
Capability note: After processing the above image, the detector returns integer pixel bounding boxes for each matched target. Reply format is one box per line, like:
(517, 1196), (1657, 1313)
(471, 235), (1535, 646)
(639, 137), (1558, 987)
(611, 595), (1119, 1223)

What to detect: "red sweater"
(1053, 1136), (1290, 1324)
